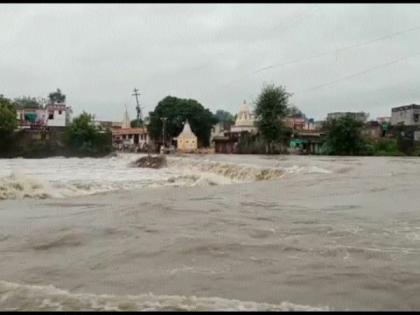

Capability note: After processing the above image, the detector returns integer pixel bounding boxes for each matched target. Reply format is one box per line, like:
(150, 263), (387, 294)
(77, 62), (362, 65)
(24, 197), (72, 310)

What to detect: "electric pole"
(132, 88), (143, 128)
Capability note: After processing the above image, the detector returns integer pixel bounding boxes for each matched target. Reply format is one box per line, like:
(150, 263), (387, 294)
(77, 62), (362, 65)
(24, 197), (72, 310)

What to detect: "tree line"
(2, 84), (413, 157)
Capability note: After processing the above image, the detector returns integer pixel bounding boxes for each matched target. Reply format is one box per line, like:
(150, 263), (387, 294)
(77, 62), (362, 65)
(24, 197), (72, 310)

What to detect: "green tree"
(48, 88), (66, 104)
(287, 105), (305, 118)
(130, 119), (143, 128)
(148, 96), (218, 147)
(14, 96), (43, 109)
(66, 112), (111, 155)
(215, 109), (235, 129)
(323, 115), (367, 155)
(254, 84), (291, 153)
(0, 95), (17, 138)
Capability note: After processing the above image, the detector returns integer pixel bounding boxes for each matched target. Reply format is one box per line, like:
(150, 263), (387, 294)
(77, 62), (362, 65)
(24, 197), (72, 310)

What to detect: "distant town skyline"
(2, 4), (420, 121)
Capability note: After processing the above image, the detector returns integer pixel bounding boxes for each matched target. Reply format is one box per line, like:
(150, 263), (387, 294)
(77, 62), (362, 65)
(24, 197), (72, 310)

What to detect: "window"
(58, 110), (62, 115)
(48, 113), (54, 120)
(414, 114), (419, 123)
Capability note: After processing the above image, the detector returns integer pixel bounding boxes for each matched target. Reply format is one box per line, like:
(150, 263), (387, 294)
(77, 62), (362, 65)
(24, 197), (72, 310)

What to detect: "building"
(175, 120), (198, 153)
(231, 100), (257, 134)
(213, 132), (240, 154)
(390, 104), (420, 126)
(327, 112), (368, 123)
(111, 107), (150, 151)
(16, 102), (72, 129)
(288, 130), (326, 155)
(284, 117), (306, 130)
(362, 121), (384, 139)
(210, 122), (230, 147)
(16, 108), (48, 129)
(111, 127), (149, 151)
(95, 120), (122, 130)
(46, 103), (72, 127)
(377, 116), (391, 124)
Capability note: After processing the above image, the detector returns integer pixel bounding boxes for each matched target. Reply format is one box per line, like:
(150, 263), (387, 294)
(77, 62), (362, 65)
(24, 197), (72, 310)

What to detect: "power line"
(253, 24), (420, 75)
(293, 51), (420, 95)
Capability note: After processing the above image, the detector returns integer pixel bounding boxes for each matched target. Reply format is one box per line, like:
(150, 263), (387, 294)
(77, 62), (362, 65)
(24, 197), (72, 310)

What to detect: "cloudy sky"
(1, 4), (420, 121)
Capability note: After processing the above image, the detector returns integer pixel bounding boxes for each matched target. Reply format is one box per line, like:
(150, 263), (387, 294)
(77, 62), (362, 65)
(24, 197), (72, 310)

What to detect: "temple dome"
(235, 100), (254, 127)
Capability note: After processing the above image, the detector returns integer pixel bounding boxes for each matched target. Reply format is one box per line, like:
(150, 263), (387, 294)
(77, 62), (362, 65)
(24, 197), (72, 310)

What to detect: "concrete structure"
(213, 133), (239, 154)
(327, 112), (368, 123)
(231, 100), (257, 134)
(46, 103), (72, 127)
(284, 117), (305, 130)
(95, 120), (122, 131)
(111, 107), (150, 151)
(362, 121), (384, 139)
(390, 104), (420, 126)
(288, 130), (326, 155)
(377, 116), (391, 124)
(16, 109), (48, 129)
(16, 103), (71, 129)
(175, 120), (197, 153)
(111, 128), (149, 151)
(210, 122), (230, 147)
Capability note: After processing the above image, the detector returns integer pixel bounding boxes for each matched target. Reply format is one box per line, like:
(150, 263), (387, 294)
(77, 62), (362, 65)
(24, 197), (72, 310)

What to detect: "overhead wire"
(292, 51), (420, 95)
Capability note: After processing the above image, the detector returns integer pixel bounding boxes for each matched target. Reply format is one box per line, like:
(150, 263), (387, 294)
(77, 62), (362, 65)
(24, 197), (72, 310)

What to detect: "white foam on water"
(0, 154), (288, 201)
(167, 157), (284, 183)
(0, 280), (328, 311)
(281, 165), (332, 174)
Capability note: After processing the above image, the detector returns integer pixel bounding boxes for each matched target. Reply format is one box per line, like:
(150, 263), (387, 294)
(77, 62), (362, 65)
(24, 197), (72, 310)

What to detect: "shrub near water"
(65, 112), (112, 156)
(366, 138), (404, 156)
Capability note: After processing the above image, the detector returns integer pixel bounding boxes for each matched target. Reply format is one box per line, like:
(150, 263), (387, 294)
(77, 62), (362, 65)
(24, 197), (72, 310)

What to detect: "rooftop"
(391, 104), (420, 112)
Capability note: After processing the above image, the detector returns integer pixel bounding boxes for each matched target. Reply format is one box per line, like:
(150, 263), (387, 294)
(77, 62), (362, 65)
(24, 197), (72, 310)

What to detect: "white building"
(390, 104), (420, 126)
(175, 120), (198, 153)
(46, 103), (72, 127)
(231, 100), (257, 134)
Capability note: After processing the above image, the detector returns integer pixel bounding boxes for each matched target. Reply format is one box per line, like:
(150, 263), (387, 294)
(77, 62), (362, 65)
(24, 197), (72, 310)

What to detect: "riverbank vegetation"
(0, 96), (111, 158)
(65, 112), (112, 156)
(254, 84), (291, 154)
(148, 96), (218, 147)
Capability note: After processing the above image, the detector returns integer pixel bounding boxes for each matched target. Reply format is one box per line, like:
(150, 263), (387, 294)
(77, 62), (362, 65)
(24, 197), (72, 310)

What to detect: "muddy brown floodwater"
(0, 154), (419, 310)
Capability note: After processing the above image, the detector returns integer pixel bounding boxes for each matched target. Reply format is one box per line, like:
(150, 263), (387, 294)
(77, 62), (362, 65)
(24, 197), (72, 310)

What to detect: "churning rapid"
(0, 154), (420, 310)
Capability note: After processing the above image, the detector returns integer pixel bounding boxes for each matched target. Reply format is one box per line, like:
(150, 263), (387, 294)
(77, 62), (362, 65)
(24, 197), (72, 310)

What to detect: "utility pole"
(132, 88), (142, 127)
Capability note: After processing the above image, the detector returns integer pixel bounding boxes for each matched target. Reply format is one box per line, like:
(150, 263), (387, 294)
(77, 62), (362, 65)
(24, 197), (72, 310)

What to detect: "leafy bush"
(65, 112), (112, 156)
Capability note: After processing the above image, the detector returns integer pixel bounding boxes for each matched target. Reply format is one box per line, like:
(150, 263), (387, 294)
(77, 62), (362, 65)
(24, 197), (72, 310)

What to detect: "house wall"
(48, 109), (67, 127)
(391, 107), (420, 126)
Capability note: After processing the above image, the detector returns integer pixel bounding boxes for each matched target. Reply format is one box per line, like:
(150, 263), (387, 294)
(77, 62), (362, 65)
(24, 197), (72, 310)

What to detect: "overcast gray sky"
(2, 3), (420, 121)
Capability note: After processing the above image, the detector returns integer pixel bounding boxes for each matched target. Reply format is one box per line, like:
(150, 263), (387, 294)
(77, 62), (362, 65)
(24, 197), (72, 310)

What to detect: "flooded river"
(0, 154), (419, 310)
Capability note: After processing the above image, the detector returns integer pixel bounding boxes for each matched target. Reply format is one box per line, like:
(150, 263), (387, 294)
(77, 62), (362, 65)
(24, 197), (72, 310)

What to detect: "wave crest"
(0, 173), (54, 200)
(0, 281), (328, 311)
(167, 157), (284, 183)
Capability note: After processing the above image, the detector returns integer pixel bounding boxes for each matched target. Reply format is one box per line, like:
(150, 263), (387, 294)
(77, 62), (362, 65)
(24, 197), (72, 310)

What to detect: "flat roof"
(111, 128), (147, 135)
(392, 104), (420, 112)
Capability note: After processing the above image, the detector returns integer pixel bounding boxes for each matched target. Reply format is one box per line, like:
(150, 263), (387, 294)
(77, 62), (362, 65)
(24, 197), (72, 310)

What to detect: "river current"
(0, 154), (419, 310)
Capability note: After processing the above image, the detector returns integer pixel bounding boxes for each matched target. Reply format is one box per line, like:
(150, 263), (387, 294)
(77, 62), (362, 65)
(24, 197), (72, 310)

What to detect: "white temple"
(231, 100), (257, 133)
(176, 120), (198, 153)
